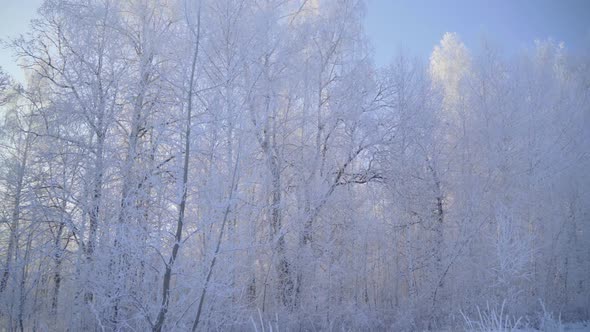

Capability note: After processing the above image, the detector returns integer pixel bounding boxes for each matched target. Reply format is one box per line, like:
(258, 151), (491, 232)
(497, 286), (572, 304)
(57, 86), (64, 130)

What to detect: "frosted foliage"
(430, 32), (471, 106)
(0, 1), (588, 331)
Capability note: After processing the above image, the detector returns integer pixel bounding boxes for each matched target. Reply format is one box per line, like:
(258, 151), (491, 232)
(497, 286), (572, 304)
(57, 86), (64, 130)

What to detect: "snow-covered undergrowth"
(461, 301), (523, 331)
(250, 309), (280, 332)
(461, 301), (590, 332)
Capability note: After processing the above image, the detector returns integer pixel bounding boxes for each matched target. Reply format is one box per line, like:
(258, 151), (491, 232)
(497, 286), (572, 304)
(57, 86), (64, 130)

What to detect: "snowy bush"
(461, 301), (523, 332)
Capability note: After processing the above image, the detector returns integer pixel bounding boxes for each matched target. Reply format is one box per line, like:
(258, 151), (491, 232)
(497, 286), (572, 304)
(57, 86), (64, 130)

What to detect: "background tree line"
(0, 0), (588, 330)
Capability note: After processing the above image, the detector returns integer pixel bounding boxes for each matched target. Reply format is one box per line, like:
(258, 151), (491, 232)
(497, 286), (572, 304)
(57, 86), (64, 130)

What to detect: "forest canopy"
(0, 0), (589, 331)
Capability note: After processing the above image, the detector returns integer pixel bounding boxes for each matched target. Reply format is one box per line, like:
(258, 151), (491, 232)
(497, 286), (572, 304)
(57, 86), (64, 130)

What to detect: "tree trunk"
(153, 5), (200, 330)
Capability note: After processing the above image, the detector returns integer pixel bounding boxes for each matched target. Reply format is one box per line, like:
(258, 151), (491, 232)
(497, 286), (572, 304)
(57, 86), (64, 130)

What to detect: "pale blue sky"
(1, 0), (589, 82)
(0, 0), (44, 82)
(364, 0), (590, 66)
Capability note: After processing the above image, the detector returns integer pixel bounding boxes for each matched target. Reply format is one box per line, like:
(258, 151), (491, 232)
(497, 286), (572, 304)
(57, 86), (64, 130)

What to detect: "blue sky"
(1, 0), (589, 81)
(1, 0), (43, 82)
(364, 0), (590, 66)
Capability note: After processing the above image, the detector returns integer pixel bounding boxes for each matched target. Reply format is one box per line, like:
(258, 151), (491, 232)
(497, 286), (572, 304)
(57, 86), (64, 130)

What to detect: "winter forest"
(0, 0), (588, 331)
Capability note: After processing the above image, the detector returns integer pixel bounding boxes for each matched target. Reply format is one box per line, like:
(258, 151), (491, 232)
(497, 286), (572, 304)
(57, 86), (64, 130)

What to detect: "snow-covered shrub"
(461, 300), (523, 331)
(538, 300), (564, 332)
(250, 309), (280, 332)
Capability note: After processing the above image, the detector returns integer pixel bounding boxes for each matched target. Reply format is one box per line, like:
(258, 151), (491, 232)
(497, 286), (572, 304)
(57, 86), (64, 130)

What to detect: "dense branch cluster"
(0, 1), (588, 331)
